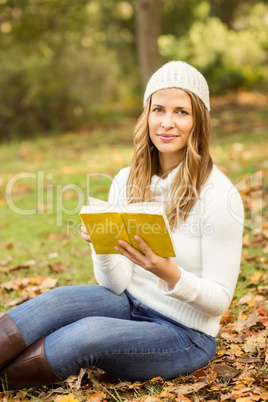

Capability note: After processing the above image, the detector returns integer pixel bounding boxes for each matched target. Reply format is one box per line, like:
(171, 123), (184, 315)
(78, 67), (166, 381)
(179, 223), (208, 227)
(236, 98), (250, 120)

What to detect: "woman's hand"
(81, 223), (91, 243)
(115, 235), (181, 289)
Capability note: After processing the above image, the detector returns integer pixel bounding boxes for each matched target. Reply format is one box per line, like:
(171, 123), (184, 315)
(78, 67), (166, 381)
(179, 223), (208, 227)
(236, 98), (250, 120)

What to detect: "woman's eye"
(153, 108), (163, 113)
(177, 110), (188, 115)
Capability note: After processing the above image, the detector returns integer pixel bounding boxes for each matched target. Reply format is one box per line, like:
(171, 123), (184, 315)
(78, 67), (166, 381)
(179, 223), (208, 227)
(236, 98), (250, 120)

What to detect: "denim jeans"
(8, 285), (216, 381)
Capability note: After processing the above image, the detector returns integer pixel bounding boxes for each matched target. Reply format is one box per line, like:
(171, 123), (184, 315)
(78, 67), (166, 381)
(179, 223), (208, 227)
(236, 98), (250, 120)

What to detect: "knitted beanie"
(143, 61), (210, 111)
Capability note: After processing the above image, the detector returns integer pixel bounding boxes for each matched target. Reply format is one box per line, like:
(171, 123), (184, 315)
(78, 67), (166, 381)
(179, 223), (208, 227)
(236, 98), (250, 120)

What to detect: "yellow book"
(80, 197), (176, 257)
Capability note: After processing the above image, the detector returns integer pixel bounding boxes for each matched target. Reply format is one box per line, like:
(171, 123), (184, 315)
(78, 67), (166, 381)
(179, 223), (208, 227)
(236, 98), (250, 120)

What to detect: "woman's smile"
(157, 133), (179, 142)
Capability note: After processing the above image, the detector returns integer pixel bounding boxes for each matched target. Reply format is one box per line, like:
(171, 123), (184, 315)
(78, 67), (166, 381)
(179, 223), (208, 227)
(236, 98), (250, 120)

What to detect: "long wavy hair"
(127, 90), (213, 230)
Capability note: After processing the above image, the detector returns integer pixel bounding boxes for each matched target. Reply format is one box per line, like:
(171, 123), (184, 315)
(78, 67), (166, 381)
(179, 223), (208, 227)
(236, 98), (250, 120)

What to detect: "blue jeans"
(7, 285), (216, 381)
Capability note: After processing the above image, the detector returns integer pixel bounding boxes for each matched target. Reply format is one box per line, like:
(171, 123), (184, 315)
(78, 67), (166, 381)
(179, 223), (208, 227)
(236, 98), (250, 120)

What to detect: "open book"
(80, 197), (176, 257)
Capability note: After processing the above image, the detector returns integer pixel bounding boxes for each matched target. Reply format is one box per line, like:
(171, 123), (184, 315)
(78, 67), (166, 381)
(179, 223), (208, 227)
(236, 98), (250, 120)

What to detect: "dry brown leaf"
(237, 292), (253, 305)
(175, 394), (191, 402)
(89, 391), (106, 401)
(166, 379), (208, 395)
(242, 335), (266, 354)
(249, 272), (263, 285)
(74, 368), (87, 390)
(49, 262), (64, 273)
(220, 387), (252, 401)
(4, 242), (14, 249)
(0, 259), (35, 273)
(114, 381), (134, 390)
(143, 396), (162, 402)
(54, 393), (79, 402)
(8, 294), (30, 307)
(210, 363), (240, 380)
(221, 310), (235, 324)
(0, 256), (13, 266)
(232, 310), (261, 331)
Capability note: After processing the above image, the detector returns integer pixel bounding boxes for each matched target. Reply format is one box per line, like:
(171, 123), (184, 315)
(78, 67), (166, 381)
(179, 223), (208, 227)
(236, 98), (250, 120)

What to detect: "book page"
(121, 201), (163, 214)
(122, 213), (175, 257)
(80, 212), (129, 254)
(84, 197), (121, 213)
(88, 196), (109, 207)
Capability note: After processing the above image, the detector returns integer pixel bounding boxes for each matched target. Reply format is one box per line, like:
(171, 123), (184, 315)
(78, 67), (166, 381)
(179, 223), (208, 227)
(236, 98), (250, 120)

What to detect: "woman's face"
(148, 88), (193, 164)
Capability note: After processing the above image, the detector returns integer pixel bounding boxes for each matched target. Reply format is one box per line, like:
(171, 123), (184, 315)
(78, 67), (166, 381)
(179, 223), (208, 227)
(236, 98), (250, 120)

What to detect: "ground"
(0, 91), (267, 401)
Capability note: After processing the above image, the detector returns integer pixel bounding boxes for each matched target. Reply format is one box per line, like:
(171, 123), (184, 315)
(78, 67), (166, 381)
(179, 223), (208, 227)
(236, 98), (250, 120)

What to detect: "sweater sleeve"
(91, 168), (134, 295)
(158, 177), (244, 317)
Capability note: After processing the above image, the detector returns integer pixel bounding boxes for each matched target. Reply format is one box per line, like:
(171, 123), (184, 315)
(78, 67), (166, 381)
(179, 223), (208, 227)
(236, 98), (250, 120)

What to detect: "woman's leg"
(0, 285), (132, 390)
(1, 294), (216, 389)
(7, 285), (131, 346)
(0, 285), (130, 370)
(45, 315), (216, 381)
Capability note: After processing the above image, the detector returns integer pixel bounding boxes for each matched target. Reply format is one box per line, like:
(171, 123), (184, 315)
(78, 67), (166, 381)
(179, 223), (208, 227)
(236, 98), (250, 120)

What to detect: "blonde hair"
(127, 90), (213, 230)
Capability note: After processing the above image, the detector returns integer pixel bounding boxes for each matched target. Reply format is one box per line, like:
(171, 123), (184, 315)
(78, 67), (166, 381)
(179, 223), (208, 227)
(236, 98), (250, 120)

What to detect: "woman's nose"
(161, 113), (175, 128)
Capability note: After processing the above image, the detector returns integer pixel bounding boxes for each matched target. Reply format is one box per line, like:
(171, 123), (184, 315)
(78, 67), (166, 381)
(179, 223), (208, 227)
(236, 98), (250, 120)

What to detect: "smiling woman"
(0, 61), (244, 390)
(148, 88), (193, 176)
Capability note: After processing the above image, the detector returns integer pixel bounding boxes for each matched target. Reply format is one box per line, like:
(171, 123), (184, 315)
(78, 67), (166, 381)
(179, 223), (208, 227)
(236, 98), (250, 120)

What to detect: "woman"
(0, 61), (244, 390)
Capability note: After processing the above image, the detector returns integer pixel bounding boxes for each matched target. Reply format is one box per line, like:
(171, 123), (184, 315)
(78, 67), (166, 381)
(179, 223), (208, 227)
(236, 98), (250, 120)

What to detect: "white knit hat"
(143, 61), (210, 111)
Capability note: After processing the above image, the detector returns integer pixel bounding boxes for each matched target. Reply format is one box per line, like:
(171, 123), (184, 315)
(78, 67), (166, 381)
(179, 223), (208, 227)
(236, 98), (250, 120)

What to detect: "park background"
(0, 1), (268, 401)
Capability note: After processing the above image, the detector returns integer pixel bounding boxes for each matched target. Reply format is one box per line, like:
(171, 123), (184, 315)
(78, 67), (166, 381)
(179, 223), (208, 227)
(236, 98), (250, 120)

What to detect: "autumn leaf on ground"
(0, 259), (35, 273)
(0, 276), (58, 307)
(55, 393), (80, 402)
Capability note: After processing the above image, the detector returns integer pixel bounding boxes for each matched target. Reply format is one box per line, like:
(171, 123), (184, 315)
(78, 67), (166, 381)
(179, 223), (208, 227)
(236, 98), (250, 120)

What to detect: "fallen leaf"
(49, 262), (63, 273)
(89, 391), (105, 401)
(74, 368), (87, 390)
(159, 389), (174, 398)
(220, 387), (252, 401)
(0, 260), (35, 273)
(149, 377), (163, 383)
(242, 335), (266, 353)
(143, 396), (162, 402)
(9, 294), (30, 306)
(0, 276), (58, 307)
(249, 272), (263, 285)
(0, 256), (13, 266)
(41, 277), (58, 289)
(221, 310), (235, 324)
(232, 310), (261, 331)
(175, 394), (191, 401)
(4, 242), (14, 249)
(49, 252), (59, 259)
(237, 292), (253, 305)
(166, 380), (208, 395)
(55, 393), (79, 402)
(210, 363), (240, 380)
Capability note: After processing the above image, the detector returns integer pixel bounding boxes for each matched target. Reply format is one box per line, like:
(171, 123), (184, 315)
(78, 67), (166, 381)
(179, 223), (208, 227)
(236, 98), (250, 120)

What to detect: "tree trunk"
(135, 0), (162, 89)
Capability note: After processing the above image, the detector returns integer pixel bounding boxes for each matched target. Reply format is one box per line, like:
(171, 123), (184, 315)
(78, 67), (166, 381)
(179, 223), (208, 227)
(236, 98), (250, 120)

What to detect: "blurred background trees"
(0, 0), (267, 140)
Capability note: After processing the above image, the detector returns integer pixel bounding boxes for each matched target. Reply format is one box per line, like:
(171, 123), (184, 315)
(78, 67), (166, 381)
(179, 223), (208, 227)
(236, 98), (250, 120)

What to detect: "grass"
(0, 92), (268, 401)
(0, 92), (267, 313)
(0, 125), (134, 309)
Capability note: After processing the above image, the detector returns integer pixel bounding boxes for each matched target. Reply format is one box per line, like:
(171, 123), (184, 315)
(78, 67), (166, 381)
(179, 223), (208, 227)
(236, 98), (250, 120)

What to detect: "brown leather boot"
(0, 313), (26, 370)
(0, 337), (63, 391)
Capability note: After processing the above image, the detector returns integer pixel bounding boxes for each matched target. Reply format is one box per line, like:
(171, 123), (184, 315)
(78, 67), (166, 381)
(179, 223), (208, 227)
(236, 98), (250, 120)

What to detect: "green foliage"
(161, 0), (209, 37)
(0, 0), (267, 139)
(0, 0), (139, 140)
(159, 3), (268, 94)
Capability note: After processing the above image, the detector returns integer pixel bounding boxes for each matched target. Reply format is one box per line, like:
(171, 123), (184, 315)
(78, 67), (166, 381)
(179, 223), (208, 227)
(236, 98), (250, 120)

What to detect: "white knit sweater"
(90, 165), (244, 337)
